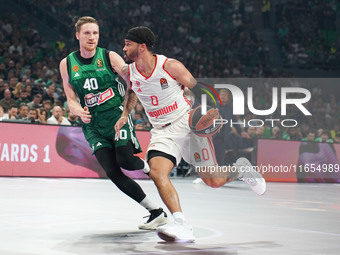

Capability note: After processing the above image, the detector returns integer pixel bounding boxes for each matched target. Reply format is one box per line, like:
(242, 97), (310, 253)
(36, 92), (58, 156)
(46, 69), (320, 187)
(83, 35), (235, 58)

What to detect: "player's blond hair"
(75, 16), (99, 33)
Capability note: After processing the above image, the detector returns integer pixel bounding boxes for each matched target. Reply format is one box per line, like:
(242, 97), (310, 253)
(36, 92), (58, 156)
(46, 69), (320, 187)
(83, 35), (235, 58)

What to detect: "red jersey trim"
(207, 136), (218, 165)
(162, 58), (176, 80)
(128, 65), (132, 89)
(183, 95), (192, 106)
(181, 85), (192, 106)
(136, 54), (157, 80)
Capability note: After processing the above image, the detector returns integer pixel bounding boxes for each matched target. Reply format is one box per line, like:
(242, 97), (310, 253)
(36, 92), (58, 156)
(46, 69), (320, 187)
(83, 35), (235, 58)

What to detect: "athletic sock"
(139, 196), (159, 211)
(173, 211), (186, 224)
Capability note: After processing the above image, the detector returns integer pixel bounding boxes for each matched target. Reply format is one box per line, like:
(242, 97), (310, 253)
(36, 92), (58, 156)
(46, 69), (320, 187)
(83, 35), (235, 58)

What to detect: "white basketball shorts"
(146, 112), (217, 167)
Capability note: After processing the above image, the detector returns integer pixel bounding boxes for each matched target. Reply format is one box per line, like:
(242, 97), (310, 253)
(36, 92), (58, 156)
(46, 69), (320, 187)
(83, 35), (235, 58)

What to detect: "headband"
(125, 29), (154, 47)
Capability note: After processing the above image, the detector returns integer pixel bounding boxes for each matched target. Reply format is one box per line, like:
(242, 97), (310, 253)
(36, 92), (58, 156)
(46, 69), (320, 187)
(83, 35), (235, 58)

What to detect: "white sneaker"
(193, 178), (203, 184)
(139, 208), (168, 230)
(142, 158), (150, 175)
(235, 157), (266, 195)
(156, 220), (195, 242)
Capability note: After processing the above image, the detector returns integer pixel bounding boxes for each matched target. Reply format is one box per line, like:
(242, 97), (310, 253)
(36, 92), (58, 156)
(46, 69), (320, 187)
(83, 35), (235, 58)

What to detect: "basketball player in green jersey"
(59, 16), (168, 230)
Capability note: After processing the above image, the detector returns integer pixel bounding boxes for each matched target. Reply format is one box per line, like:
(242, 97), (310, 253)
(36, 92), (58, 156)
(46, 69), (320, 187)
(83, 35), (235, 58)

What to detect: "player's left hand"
(114, 116), (128, 138)
(80, 106), (92, 123)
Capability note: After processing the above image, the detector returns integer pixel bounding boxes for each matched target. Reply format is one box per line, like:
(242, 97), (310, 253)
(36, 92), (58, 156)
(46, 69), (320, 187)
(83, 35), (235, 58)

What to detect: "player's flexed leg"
(182, 105), (266, 194)
(190, 134), (266, 195)
(116, 26), (265, 242)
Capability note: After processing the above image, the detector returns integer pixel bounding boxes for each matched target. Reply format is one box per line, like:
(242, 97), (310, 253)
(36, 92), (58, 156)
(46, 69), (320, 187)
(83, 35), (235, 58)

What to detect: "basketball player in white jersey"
(115, 26), (266, 242)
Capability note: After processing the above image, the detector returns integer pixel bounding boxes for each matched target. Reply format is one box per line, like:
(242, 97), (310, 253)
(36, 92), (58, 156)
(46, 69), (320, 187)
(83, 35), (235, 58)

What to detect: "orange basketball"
(188, 105), (222, 137)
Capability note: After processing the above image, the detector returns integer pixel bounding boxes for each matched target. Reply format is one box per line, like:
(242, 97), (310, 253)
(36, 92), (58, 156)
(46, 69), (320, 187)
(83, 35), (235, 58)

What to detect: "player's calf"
(196, 165), (239, 188)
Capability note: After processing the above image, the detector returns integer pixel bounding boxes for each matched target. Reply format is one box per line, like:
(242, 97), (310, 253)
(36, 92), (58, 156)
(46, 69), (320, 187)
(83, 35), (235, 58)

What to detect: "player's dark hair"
(125, 26), (155, 51)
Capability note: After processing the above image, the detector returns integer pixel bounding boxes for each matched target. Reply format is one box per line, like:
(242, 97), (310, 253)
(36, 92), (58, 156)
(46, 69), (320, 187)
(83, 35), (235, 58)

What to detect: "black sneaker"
(138, 208), (169, 230)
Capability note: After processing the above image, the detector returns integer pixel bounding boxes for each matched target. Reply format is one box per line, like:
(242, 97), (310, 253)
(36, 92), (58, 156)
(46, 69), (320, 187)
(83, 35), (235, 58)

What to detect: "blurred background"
(0, 0), (339, 180)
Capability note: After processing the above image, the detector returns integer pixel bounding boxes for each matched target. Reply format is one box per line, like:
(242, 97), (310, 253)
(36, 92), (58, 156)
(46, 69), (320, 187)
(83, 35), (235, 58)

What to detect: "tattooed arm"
(114, 64), (138, 136)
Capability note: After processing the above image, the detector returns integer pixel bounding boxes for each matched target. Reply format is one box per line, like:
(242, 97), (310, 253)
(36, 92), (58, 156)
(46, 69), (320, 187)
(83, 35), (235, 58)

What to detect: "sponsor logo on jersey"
(137, 88), (142, 92)
(97, 59), (103, 68)
(84, 87), (115, 107)
(73, 65), (79, 72)
(82, 70), (97, 78)
(74, 73), (80, 77)
(147, 101), (178, 118)
(194, 152), (201, 162)
(160, 78), (169, 90)
(96, 142), (102, 147)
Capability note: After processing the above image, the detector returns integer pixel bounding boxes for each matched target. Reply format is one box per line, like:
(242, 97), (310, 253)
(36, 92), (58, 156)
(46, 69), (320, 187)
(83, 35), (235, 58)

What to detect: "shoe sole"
(157, 231), (176, 242)
(156, 230), (195, 243)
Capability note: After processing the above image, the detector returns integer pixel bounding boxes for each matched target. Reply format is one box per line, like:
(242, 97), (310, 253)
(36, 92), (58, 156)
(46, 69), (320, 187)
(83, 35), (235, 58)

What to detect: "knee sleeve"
(95, 147), (146, 203)
(95, 147), (119, 178)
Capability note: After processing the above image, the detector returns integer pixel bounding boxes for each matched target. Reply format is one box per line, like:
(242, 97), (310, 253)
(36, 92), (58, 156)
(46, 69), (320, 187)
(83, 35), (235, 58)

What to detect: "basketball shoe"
(142, 158), (150, 175)
(156, 219), (195, 242)
(234, 157), (266, 195)
(138, 208), (168, 230)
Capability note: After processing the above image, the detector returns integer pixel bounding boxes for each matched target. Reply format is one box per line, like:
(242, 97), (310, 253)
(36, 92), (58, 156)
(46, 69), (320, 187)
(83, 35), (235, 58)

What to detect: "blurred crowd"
(215, 87), (340, 144)
(28, 0), (274, 77)
(0, 0), (339, 146)
(276, 0), (339, 69)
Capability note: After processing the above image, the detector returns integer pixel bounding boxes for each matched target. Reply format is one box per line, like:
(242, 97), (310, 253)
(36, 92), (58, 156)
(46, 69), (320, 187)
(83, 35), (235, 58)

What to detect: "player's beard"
(84, 43), (97, 52)
(125, 47), (139, 64)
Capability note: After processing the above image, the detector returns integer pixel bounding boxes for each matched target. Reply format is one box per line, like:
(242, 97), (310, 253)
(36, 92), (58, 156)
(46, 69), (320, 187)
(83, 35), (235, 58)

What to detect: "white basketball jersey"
(129, 55), (191, 127)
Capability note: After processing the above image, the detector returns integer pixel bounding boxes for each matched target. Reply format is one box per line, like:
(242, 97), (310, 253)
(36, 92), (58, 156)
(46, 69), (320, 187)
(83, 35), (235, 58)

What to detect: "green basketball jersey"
(67, 47), (124, 113)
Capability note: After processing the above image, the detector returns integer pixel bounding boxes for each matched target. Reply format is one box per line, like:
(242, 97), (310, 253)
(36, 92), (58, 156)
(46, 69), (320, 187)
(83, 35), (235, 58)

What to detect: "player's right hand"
(114, 116), (128, 138)
(80, 106), (92, 123)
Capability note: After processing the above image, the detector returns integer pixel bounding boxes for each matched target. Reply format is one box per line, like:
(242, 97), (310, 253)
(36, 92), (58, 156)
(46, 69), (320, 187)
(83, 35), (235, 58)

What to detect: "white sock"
(139, 196), (159, 211)
(173, 211), (186, 223)
(142, 159), (150, 174)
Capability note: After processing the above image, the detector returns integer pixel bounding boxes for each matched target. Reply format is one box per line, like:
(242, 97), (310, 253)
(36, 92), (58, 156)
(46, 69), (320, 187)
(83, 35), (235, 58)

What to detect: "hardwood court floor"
(0, 177), (339, 255)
